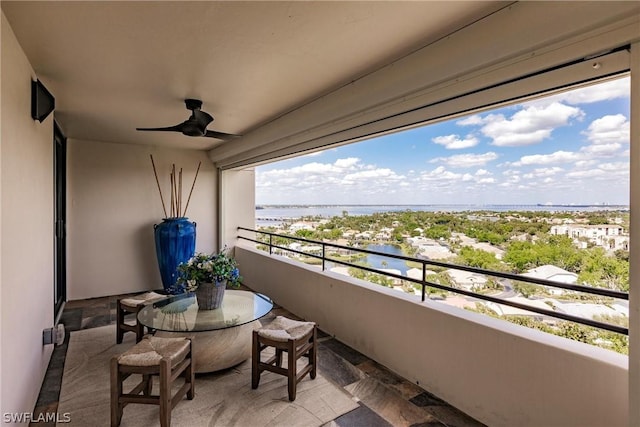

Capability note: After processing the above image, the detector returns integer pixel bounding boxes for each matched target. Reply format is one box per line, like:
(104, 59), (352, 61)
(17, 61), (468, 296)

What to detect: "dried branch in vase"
(149, 154), (201, 218)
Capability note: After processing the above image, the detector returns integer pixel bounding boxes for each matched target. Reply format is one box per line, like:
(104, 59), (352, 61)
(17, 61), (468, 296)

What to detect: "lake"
(364, 243), (409, 275)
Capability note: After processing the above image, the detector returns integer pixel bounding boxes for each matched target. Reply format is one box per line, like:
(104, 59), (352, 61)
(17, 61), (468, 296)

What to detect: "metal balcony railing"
(237, 227), (629, 335)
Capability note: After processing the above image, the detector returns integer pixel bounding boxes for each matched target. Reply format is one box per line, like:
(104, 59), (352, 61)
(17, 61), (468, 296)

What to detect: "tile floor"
(32, 288), (485, 427)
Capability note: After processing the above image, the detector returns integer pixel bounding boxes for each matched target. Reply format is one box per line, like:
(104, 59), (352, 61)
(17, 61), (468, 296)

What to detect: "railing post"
(421, 262), (426, 302)
(322, 243), (326, 271)
(269, 234), (273, 255)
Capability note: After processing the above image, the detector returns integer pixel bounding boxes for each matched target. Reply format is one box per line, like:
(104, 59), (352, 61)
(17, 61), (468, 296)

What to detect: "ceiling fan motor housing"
(185, 99), (203, 111)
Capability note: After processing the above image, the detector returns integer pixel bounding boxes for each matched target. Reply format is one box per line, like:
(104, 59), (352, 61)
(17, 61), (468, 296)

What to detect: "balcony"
(36, 290), (484, 427)
(2, 2), (639, 427)
(233, 242), (627, 427)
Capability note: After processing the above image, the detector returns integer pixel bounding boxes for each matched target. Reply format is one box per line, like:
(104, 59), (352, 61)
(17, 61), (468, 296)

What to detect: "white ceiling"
(2, 1), (508, 150)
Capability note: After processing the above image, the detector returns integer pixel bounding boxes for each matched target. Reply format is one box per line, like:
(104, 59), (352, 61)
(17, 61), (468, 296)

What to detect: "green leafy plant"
(177, 248), (242, 292)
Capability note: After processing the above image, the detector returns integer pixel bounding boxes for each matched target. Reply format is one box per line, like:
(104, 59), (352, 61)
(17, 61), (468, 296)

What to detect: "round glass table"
(138, 290), (273, 373)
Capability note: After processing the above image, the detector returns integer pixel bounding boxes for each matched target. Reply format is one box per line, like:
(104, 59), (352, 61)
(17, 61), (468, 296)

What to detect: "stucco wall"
(67, 141), (216, 299)
(220, 168), (255, 249)
(236, 245), (628, 427)
(1, 11), (55, 420)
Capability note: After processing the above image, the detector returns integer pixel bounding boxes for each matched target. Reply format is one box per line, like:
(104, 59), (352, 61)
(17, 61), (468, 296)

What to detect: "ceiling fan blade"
(136, 99), (234, 139)
(204, 130), (241, 140)
(136, 124), (184, 132)
(193, 110), (213, 129)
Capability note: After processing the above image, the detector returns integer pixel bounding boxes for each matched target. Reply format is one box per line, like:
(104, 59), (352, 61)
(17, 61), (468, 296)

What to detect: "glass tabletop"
(137, 290), (273, 332)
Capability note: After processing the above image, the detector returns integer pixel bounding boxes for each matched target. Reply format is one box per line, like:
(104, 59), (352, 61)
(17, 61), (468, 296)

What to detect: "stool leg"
(110, 357), (123, 427)
(287, 339), (296, 401)
(159, 358), (171, 427)
(310, 327), (317, 380)
(116, 302), (125, 344)
(134, 306), (144, 343)
(251, 331), (260, 389)
(142, 374), (152, 396)
(186, 341), (195, 400)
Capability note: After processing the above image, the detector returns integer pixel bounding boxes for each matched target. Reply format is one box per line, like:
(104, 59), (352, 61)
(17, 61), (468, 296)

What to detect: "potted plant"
(176, 248), (242, 310)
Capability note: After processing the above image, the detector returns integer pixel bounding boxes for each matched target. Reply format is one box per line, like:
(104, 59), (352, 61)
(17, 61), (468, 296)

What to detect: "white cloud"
(565, 161), (628, 180)
(481, 102), (584, 147)
(583, 114), (629, 145)
(475, 169), (491, 176)
(539, 78), (629, 105)
(599, 161), (629, 172)
(256, 157), (410, 203)
(513, 151), (581, 166)
(457, 115), (484, 126)
(429, 152), (498, 168)
(580, 143), (622, 156)
(574, 160), (598, 169)
(256, 78), (629, 205)
(432, 134), (479, 149)
(522, 167), (564, 179)
(565, 169), (607, 179)
(334, 157), (360, 168)
(343, 168), (402, 181)
(419, 166), (463, 182)
(477, 177), (496, 184)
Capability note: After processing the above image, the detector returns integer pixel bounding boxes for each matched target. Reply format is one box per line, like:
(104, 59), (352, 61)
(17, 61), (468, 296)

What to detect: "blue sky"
(256, 77), (630, 205)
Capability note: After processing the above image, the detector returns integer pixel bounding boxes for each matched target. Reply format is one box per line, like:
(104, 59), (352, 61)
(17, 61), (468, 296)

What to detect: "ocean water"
(255, 204), (627, 226)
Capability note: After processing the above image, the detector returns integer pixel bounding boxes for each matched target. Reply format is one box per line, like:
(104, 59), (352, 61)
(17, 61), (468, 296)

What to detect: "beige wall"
(236, 246), (628, 427)
(219, 168), (255, 250)
(67, 140), (216, 299)
(1, 12), (55, 419)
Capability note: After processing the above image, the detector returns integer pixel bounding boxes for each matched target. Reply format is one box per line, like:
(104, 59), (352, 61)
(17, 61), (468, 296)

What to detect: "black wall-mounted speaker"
(31, 79), (55, 122)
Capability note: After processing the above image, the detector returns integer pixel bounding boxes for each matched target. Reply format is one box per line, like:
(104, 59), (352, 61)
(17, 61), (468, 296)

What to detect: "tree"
(578, 247), (629, 291)
(424, 225), (450, 240)
(503, 235), (582, 273)
(512, 280), (539, 298)
(456, 246), (501, 270)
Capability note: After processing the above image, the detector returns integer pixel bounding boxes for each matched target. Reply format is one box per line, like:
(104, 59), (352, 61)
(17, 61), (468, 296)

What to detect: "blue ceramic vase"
(154, 217), (196, 294)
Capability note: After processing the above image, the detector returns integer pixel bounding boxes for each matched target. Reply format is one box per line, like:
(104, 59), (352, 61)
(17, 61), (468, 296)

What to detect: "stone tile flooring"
(32, 289), (485, 427)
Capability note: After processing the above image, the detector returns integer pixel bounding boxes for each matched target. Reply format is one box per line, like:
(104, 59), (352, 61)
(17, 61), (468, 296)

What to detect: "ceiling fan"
(136, 99), (240, 140)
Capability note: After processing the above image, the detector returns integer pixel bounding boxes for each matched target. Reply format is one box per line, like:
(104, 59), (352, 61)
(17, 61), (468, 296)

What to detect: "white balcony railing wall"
(236, 244), (627, 427)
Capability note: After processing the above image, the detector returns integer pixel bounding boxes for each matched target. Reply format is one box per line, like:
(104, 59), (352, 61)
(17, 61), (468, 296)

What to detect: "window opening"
(249, 75), (630, 354)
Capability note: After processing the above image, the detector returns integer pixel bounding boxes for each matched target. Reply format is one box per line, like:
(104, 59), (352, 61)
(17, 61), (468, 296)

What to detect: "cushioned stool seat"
(251, 316), (317, 401)
(110, 335), (195, 427)
(117, 292), (165, 343)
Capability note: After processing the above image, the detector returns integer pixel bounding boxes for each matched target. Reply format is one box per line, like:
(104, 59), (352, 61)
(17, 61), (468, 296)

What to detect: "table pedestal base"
(156, 320), (262, 373)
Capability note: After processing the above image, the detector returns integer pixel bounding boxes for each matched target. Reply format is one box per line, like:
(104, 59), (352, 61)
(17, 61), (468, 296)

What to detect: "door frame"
(54, 120), (66, 320)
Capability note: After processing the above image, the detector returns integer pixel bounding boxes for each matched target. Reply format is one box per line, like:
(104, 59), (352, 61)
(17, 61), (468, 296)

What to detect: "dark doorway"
(54, 121), (66, 319)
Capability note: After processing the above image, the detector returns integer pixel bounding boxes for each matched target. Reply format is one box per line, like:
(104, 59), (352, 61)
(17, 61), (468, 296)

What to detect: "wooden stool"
(251, 316), (317, 401)
(116, 292), (165, 343)
(110, 335), (195, 427)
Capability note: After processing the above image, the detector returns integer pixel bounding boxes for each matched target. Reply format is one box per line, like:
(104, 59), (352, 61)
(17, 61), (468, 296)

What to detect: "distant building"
(289, 221), (316, 232)
(550, 223), (628, 250)
(444, 268), (487, 290)
(375, 231), (392, 240)
(521, 264), (577, 295)
(522, 264), (577, 284)
(355, 231), (372, 240)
